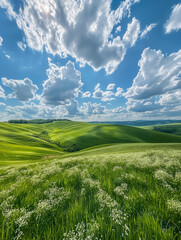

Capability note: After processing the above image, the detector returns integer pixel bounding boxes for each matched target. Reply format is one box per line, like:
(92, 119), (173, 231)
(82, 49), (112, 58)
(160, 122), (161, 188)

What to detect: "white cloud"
(126, 98), (162, 112)
(0, 0), (16, 20)
(82, 91), (91, 98)
(93, 83), (115, 101)
(2, 77), (38, 101)
(123, 17), (140, 47)
(0, 102), (6, 106)
(1, 0), (140, 74)
(17, 41), (27, 51)
(107, 83), (115, 90)
(5, 102), (67, 120)
(125, 48), (181, 100)
(93, 88), (103, 99)
(158, 89), (181, 107)
(5, 54), (10, 59)
(140, 23), (157, 38)
(0, 85), (5, 98)
(82, 102), (105, 115)
(115, 87), (123, 97)
(42, 60), (83, 106)
(165, 4), (181, 33)
(0, 36), (3, 46)
(116, 26), (121, 33)
(101, 91), (115, 102)
(94, 83), (101, 91)
(66, 100), (81, 116)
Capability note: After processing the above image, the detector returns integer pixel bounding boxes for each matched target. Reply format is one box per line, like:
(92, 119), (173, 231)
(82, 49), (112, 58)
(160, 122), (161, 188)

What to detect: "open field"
(0, 145), (181, 240)
(0, 121), (181, 239)
(1, 121), (181, 163)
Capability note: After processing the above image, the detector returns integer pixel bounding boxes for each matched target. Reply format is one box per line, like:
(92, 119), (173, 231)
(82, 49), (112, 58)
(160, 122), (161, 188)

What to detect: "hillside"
(44, 121), (181, 149)
(1, 121), (181, 163)
(90, 120), (181, 126)
(0, 121), (181, 239)
(142, 123), (181, 136)
(0, 122), (63, 163)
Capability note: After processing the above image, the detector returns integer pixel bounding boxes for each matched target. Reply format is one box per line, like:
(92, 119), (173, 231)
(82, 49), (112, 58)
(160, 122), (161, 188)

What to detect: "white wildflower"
(167, 199), (181, 214)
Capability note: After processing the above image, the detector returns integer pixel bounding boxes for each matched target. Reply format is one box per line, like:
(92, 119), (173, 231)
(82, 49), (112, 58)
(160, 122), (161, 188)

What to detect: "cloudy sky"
(0, 0), (181, 121)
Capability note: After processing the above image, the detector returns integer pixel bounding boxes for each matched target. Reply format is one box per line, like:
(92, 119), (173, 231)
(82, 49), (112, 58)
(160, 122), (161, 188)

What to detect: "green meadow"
(0, 121), (181, 239)
(1, 121), (181, 164)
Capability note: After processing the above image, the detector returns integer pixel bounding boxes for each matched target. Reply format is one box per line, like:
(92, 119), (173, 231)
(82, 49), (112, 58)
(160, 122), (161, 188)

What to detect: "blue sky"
(0, 0), (181, 121)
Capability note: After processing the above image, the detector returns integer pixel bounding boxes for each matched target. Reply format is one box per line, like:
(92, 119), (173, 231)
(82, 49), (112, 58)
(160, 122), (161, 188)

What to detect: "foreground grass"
(0, 148), (181, 240)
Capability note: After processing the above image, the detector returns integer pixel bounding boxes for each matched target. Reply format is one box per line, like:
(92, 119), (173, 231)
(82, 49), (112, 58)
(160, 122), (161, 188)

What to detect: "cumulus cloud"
(0, 0), (16, 20)
(66, 100), (81, 116)
(17, 41), (27, 51)
(93, 83), (103, 98)
(165, 4), (181, 33)
(123, 17), (140, 47)
(158, 89), (181, 107)
(116, 26), (121, 33)
(0, 36), (3, 46)
(5, 102), (67, 120)
(1, 0), (140, 74)
(0, 102), (6, 106)
(93, 83), (115, 101)
(5, 54), (10, 59)
(2, 77), (38, 101)
(0, 85), (5, 98)
(82, 102), (105, 115)
(140, 23), (157, 38)
(115, 87), (123, 97)
(125, 48), (181, 100)
(107, 83), (115, 90)
(82, 91), (91, 98)
(126, 98), (162, 112)
(42, 60), (83, 106)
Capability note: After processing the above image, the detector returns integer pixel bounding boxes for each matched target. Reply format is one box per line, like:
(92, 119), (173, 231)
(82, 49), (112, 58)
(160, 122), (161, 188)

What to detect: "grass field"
(0, 121), (181, 239)
(1, 121), (181, 163)
(0, 145), (181, 240)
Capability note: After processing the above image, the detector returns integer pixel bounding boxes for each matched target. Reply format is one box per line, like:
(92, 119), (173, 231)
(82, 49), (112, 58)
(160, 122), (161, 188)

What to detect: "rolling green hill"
(0, 121), (181, 239)
(141, 123), (181, 136)
(43, 121), (181, 149)
(0, 122), (63, 163)
(1, 121), (181, 163)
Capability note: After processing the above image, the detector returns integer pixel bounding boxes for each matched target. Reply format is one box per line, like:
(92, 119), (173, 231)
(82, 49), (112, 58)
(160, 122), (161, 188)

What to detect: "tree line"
(8, 119), (71, 124)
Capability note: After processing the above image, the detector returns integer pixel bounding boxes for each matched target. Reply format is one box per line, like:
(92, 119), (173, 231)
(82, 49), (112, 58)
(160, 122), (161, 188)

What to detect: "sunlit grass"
(1, 121), (181, 162)
(0, 149), (181, 240)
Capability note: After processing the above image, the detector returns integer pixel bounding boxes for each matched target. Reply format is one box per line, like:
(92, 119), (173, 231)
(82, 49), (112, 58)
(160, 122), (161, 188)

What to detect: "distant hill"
(1, 121), (181, 162)
(90, 120), (181, 126)
(142, 123), (181, 136)
(6, 119), (181, 126)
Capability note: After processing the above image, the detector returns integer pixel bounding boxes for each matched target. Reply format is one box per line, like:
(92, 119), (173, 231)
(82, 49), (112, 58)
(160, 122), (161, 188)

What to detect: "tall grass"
(0, 150), (181, 239)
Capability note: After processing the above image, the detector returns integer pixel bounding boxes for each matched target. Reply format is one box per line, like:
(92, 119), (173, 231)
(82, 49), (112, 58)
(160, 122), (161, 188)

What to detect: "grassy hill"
(1, 121), (181, 163)
(142, 123), (181, 136)
(38, 121), (181, 147)
(0, 122), (63, 163)
(0, 121), (181, 239)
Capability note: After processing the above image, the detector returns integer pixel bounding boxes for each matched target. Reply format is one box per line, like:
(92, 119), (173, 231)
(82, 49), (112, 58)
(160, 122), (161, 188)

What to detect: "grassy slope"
(1, 121), (181, 163)
(141, 123), (181, 136)
(0, 122), (181, 239)
(46, 121), (181, 148)
(0, 123), (63, 163)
